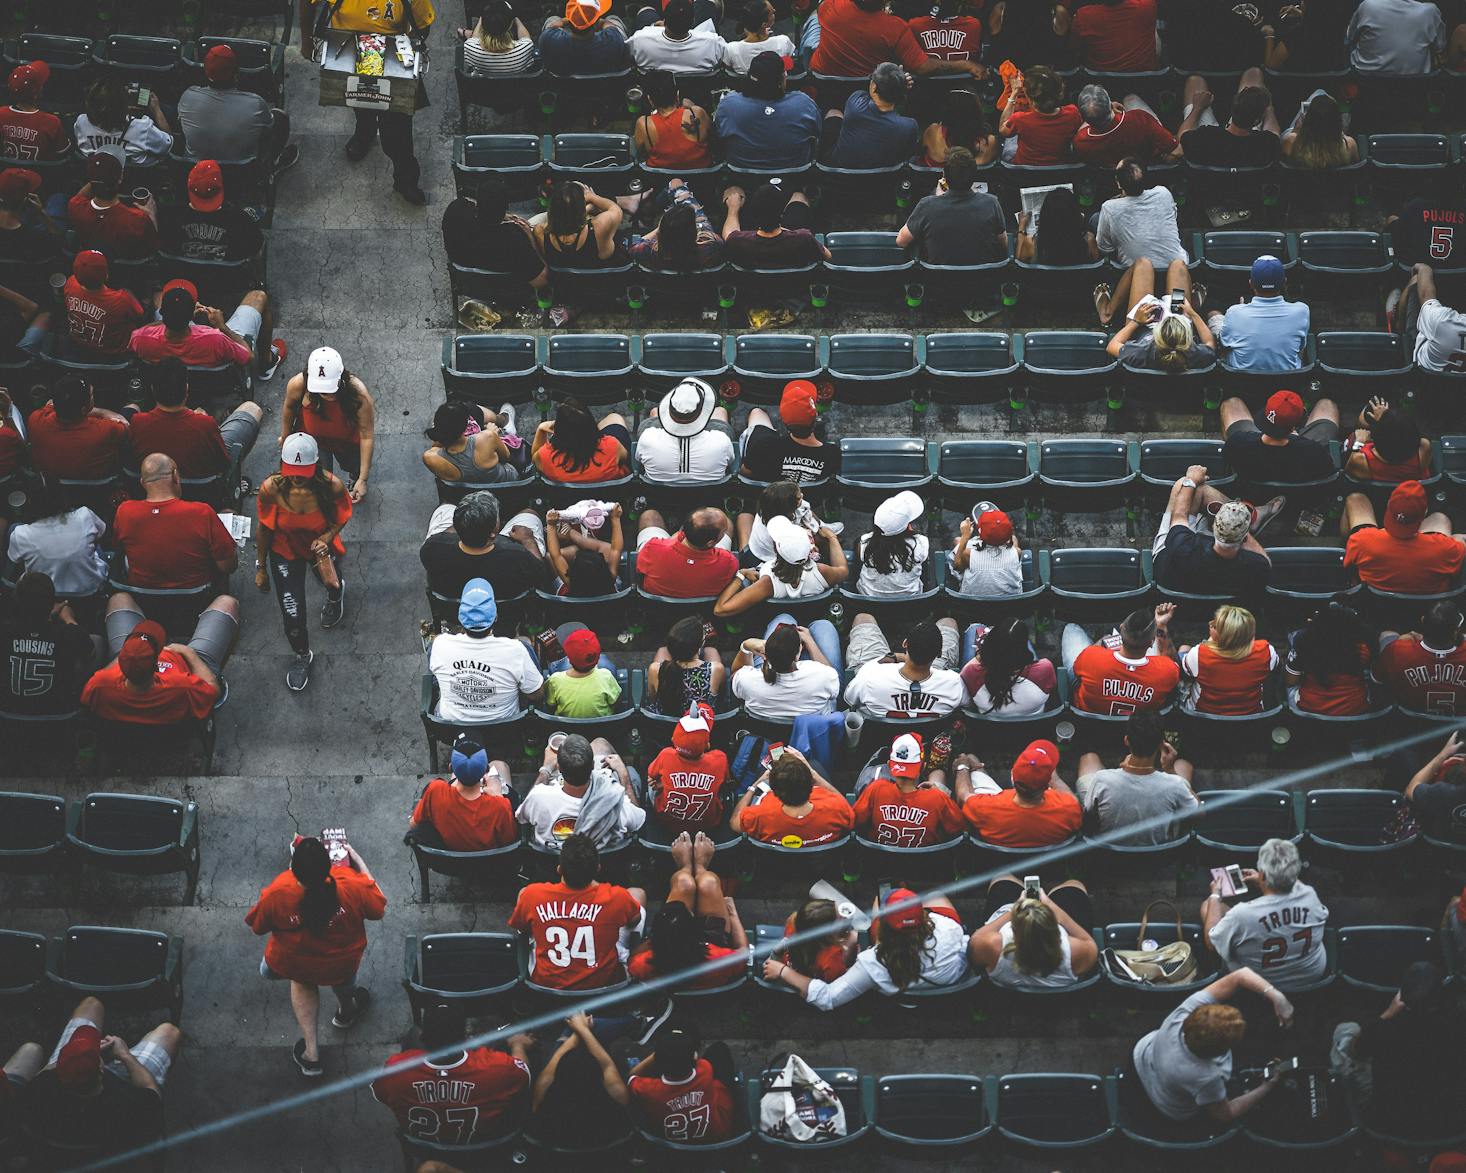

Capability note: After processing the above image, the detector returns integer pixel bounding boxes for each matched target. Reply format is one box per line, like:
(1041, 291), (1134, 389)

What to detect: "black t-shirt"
(723, 229), (822, 270)
(0, 616), (93, 716)
(1179, 125), (1280, 169)
(741, 425), (840, 485)
(1409, 778), (1466, 840)
(1392, 197), (1466, 269)
(161, 201), (263, 262)
(1356, 1005), (1466, 1137)
(419, 532), (549, 600)
(22, 1070), (165, 1155)
(1223, 430), (1336, 485)
(441, 199), (545, 280)
(1152, 523), (1270, 597)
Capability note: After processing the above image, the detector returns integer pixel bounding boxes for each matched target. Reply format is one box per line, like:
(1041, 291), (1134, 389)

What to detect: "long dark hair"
(565, 547), (615, 597)
(648, 902), (705, 973)
(768, 550), (807, 590)
(547, 181), (588, 237)
(761, 622), (800, 685)
(976, 618), (1035, 710)
(656, 201), (699, 271)
(1291, 602), (1367, 686)
(787, 899), (839, 975)
(270, 468), (339, 528)
(291, 837), (339, 935)
(657, 616), (705, 713)
(84, 77), (129, 132)
(938, 88), (989, 151)
(303, 368), (364, 429)
(548, 398), (600, 473)
(1035, 186), (1089, 266)
(862, 529), (918, 577)
(876, 912), (935, 991)
(756, 480), (799, 522)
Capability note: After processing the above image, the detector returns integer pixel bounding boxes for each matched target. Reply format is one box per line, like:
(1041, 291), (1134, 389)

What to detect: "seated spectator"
(1105, 257), (1216, 371)
(539, 180), (625, 269)
(1072, 84), (1179, 165)
(627, 832), (748, 988)
(528, 1016), (632, 1153)
(429, 577), (544, 724)
(808, 0), (986, 79)
(918, 87), (999, 167)
(61, 250), (143, 360)
(130, 359), (262, 479)
(1177, 73), (1281, 168)
(635, 378), (735, 484)
(960, 618), (1056, 716)
(460, 0), (539, 75)
(130, 278), (281, 377)
(636, 506), (738, 598)
(1393, 263), (1466, 375)
(532, 399), (630, 484)
(0, 284), (45, 368)
(176, 45), (295, 173)
(778, 898), (856, 981)
(632, 71), (712, 169)
(844, 617), (965, 719)
(712, 52), (819, 172)
(510, 833), (645, 988)
(1344, 480), (1466, 595)
(420, 491), (549, 601)
(441, 177), (547, 286)
(733, 745), (852, 844)
(1346, 396), (1430, 483)
(629, 181), (723, 270)
(1020, 183), (1102, 263)
(26, 375), (129, 481)
(1150, 469), (1274, 599)
(969, 875), (1099, 989)
(762, 888), (969, 1008)
(1180, 605), (1278, 714)
(951, 504), (1022, 595)
(73, 76), (172, 164)
(538, 0), (630, 75)
(854, 491), (929, 596)
(853, 733), (964, 847)
(629, 0), (725, 72)
(628, 1021), (736, 1142)
(1072, 0), (1158, 71)
(999, 65), (1080, 165)
(730, 620), (841, 718)
(0, 62), (67, 162)
(1376, 602), (1466, 716)
(647, 704), (730, 830)
(1064, 606), (1180, 715)
(738, 486), (836, 576)
(649, 617), (725, 714)
(0, 572), (95, 717)
(67, 150), (159, 260)
(1348, 0), (1446, 73)
(517, 735), (645, 849)
(1202, 838), (1328, 988)
(545, 628), (622, 717)
(720, 182), (830, 268)
(162, 160), (266, 263)
(1076, 711), (1198, 845)
(546, 500), (622, 597)
(1133, 968), (1294, 1122)
(1403, 732), (1466, 840)
(896, 148), (1007, 266)
(1220, 389), (1339, 485)
(714, 516), (847, 615)
(1094, 159), (1188, 321)
(4, 481), (109, 598)
(957, 740), (1081, 847)
(823, 64), (919, 169)
(113, 454), (237, 589)
(82, 596), (237, 725)
(407, 738), (516, 851)
(422, 401), (520, 486)
(372, 1004), (531, 1143)
(722, 0), (794, 73)
(910, 0), (984, 67)
(0, 167), (61, 262)
(1280, 90), (1357, 167)
(1210, 256), (1310, 372)
(1285, 601), (1373, 716)
(739, 380), (839, 484)
(1387, 200), (1466, 270)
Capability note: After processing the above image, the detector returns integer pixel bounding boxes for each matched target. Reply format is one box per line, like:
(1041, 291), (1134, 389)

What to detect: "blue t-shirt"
(1219, 295), (1310, 372)
(828, 91), (918, 169)
(537, 25), (629, 75)
(713, 91), (820, 169)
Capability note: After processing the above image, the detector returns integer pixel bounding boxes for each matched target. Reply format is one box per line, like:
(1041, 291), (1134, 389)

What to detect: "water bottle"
(894, 178), (913, 211)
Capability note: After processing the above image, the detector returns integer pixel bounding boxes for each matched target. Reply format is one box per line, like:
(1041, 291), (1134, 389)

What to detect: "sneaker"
(321, 582), (345, 629)
(395, 183), (428, 206)
(292, 1038), (323, 1077)
(497, 402), (518, 436)
(332, 987), (371, 1029)
(286, 650), (313, 691)
(272, 144), (301, 178)
(259, 339), (287, 381)
(634, 997), (674, 1046)
(345, 135), (373, 162)
(1249, 495), (1287, 536)
(823, 520), (844, 536)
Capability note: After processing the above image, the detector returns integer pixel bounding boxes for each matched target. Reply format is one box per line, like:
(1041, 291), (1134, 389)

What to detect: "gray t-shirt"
(1207, 883), (1329, 989)
(1119, 337), (1216, 371)
(1095, 186), (1188, 270)
(902, 190), (1006, 265)
(176, 85), (272, 161)
(1133, 991), (1232, 1120)
(1076, 767), (1197, 845)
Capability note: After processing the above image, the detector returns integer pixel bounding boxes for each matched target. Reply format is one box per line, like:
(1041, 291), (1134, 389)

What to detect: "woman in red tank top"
(1180, 605), (1279, 715)
(1345, 396), (1431, 484)
(632, 71), (713, 170)
(919, 88), (1000, 167)
(279, 344), (377, 502)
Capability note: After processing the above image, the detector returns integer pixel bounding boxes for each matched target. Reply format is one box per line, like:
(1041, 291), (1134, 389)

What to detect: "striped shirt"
(462, 35), (537, 75)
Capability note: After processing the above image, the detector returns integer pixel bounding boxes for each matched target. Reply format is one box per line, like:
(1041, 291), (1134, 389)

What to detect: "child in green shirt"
(546, 627), (622, 718)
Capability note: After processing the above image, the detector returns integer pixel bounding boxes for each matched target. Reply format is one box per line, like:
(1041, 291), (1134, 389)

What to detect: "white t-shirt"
(844, 661), (967, 719)
(1207, 883), (1329, 989)
(635, 425), (734, 484)
(1133, 991), (1232, 1120)
(6, 509), (109, 596)
(986, 912), (1076, 989)
(732, 661), (839, 719)
(971, 674), (1051, 716)
(1347, 0), (1445, 73)
(804, 911), (969, 1010)
(429, 632), (544, 723)
(515, 774), (647, 848)
(628, 26), (726, 72)
(721, 34), (795, 73)
(955, 542), (1023, 596)
(73, 114), (173, 164)
(757, 559), (828, 598)
(1413, 298), (1466, 373)
(856, 533), (929, 597)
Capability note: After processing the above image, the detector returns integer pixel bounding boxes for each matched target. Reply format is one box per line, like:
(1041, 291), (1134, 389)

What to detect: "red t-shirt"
(852, 777), (964, 848)
(26, 404), (127, 479)
(535, 434), (626, 484)
(781, 913), (849, 981)
(647, 745), (729, 830)
(1354, 441), (1426, 484)
(907, 14), (983, 60)
(0, 425), (24, 478)
(628, 1059), (736, 1143)
(1376, 636), (1466, 716)
(963, 787), (1082, 847)
(0, 106), (67, 161)
(371, 1047), (530, 1141)
(245, 865), (388, 986)
(129, 322), (252, 368)
(508, 880), (642, 989)
(1345, 527), (1466, 594)
(1183, 640), (1278, 715)
(637, 534), (738, 598)
(1008, 106), (1083, 165)
(1072, 0), (1159, 70)
(1289, 642), (1371, 716)
(128, 407), (231, 478)
(63, 277), (143, 356)
(80, 650), (219, 725)
(627, 940), (745, 988)
(740, 787), (853, 847)
(1071, 108), (1177, 164)
(809, 0), (927, 74)
(410, 778), (517, 852)
(1071, 645), (1179, 714)
(66, 195), (158, 259)
(113, 497), (234, 589)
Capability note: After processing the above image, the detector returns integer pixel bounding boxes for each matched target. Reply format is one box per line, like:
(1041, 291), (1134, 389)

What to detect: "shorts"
(1151, 511), (1204, 557)
(602, 422), (632, 454)
(985, 879), (1092, 927)
(219, 407), (261, 463)
(846, 617), (958, 673)
(1224, 417), (1342, 445)
(226, 303), (263, 357)
(106, 605), (237, 675)
(260, 956), (360, 990)
(49, 1016), (171, 1088)
(16, 323), (48, 357)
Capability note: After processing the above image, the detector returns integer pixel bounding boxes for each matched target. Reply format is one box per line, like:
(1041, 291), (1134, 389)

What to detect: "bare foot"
(670, 831), (693, 871)
(693, 830), (716, 871)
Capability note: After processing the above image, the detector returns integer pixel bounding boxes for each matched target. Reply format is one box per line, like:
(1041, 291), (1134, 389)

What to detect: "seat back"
(549, 132), (634, 188)
(56, 926), (170, 989)
(838, 437), (930, 485)
(0, 793), (68, 866)
(416, 933), (519, 995)
(1297, 231), (1391, 273)
(1022, 331), (1115, 374)
(1193, 790), (1298, 850)
(938, 440), (1033, 489)
(1265, 547), (1356, 600)
(995, 1073), (1113, 1147)
(1137, 439), (1229, 487)
(544, 333), (634, 377)
(731, 333), (822, 387)
(1367, 133), (1450, 168)
(875, 1074), (989, 1145)
(1039, 439), (1131, 485)
(1200, 229), (1292, 271)
(1305, 789), (1406, 847)
(1046, 548), (1146, 598)
(823, 232), (912, 272)
(73, 793), (186, 855)
(826, 333), (920, 380)
(0, 930), (46, 995)
(1336, 925), (1439, 993)
(923, 332), (1019, 377)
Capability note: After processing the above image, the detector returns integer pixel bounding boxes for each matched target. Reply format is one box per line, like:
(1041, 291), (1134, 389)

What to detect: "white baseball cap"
(766, 515), (812, 565)
(873, 490), (924, 536)
(306, 346), (343, 395)
(281, 432), (320, 477)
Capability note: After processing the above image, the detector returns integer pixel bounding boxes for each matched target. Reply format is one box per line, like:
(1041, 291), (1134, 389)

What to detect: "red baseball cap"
(55, 1024), (103, 1092)
(204, 44), (238, 84)
(162, 278), (199, 303)
(117, 620), (167, 685)
(888, 732), (923, 779)
(1260, 389), (1305, 437)
(8, 61), (49, 100)
(1011, 739), (1059, 791)
(187, 159), (225, 213)
(977, 509), (1013, 546)
(883, 888), (924, 932)
(561, 627), (601, 671)
(0, 167), (41, 207)
(779, 380), (819, 428)
(1384, 479), (1428, 539)
(72, 250), (108, 287)
(672, 701), (713, 755)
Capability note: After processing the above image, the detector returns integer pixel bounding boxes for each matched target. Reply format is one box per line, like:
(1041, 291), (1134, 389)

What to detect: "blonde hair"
(1207, 605), (1257, 660)
(1152, 313), (1195, 374)
(1001, 896), (1063, 975)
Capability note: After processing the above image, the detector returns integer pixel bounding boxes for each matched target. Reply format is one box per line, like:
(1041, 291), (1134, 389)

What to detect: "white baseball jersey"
(1208, 882), (1329, 989)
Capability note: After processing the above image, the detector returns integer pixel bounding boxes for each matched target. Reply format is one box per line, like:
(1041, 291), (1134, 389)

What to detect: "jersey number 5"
(544, 924), (598, 968)
(1430, 225), (1455, 261)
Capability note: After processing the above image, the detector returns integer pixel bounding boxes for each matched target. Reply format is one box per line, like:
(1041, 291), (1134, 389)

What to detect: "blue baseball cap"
(451, 738), (489, 784)
(458, 577), (497, 631)
(1250, 254), (1286, 292)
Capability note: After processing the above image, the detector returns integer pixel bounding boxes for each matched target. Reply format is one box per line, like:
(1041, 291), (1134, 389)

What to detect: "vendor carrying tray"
(317, 29), (427, 115)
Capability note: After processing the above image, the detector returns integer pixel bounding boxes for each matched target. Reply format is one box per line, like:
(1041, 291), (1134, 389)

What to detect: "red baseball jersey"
(508, 880), (642, 989)
(1071, 645), (1179, 715)
(852, 777), (964, 848)
(1377, 636), (1466, 716)
(628, 1059), (735, 1142)
(648, 746), (729, 830)
(371, 1048), (530, 1143)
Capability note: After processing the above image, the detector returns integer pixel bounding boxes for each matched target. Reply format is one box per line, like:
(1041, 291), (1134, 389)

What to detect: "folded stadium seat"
(1437, 435), (1466, 493)
(1036, 438), (1137, 514)
(819, 232), (915, 301)
(66, 793), (202, 904)
(451, 134), (544, 201)
(1366, 133), (1455, 205)
(1336, 925), (1441, 996)
(408, 833), (522, 903)
(399, 1128), (523, 1173)
(91, 34), (183, 94)
(1296, 230), (1393, 302)
(401, 933), (520, 1023)
(924, 332), (1023, 408)
(545, 132), (638, 195)
(1191, 790), (1302, 860)
(439, 334), (540, 403)
(990, 1073), (1116, 1149)
(1099, 917), (1217, 1000)
(1114, 1068), (1237, 1151)
(1302, 789), (1414, 865)
(542, 332), (635, 409)
(1181, 159), (1279, 220)
(749, 1066), (873, 1152)
(728, 332), (823, 407)
(1193, 229), (1298, 294)
(635, 332), (731, 398)
(1240, 1072), (1358, 1152)
(184, 35), (284, 103)
(419, 674), (527, 773)
(47, 926), (183, 1022)
(725, 256), (822, 318)
(0, 793), (69, 876)
(1134, 438), (1233, 504)
(454, 43), (545, 131)
(0, 931), (47, 1004)
(529, 667), (636, 742)
(1314, 331), (1414, 399)
(543, 66), (637, 120)
(917, 240), (1014, 317)
(639, 1072), (754, 1154)
(1020, 331), (1119, 407)
(935, 438), (1037, 513)
(836, 436), (935, 507)
(1043, 547), (1150, 611)
(2, 34), (94, 114)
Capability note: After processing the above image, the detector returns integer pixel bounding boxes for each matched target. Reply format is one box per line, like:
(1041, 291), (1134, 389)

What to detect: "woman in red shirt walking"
(245, 836), (386, 1077)
(279, 345), (377, 502)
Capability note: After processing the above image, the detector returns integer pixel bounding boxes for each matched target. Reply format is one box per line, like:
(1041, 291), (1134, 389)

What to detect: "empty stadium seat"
(1297, 231), (1394, 295)
(1195, 230), (1298, 287)
(66, 794), (202, 904)
(1192, 790), (1301, 855)
(92, 34), (182, 90)
(1303, 789), (1415, 858)
(1314, 332), (1414, 393)
(408, 834), (522, 903)
(635, 332), (730, 391)
(825, 333), (922, 406)
(440, 334), (540, 401)
(1264, 547), (1362, 612)
(991, 1073), (1115, 1149)
(1021, 331), (1119, 404)
(452, 135), (544, 200)
(924, 331), (1023, 406)
(1135, 439), (1233, 498)
(542, 333), (635, 404)
(0, 931), (46, 1002)
(837, 437), (935, 503)
(820, 232), (915, 294)
(1336, 925), (1440, 995)
(936, 439), (1038, 511)
(1037, 438), (1137, 510)
(1044, 548), (1149, 605)
(873, 1074), (992, 1149)
(0, 793), (68, 875)
(1367, 133), (1454, 201)
(545, 132), (635, 191)
(402, 933), (520, 1022)
(47, 926), (183, 1021)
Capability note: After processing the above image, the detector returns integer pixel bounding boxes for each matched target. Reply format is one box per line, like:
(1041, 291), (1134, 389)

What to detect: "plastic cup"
(809, 282), (829, 308)
(717, 284), (736, 309)
(1001, 282), (1019, 308)
(903, 282), (924, 309)
(1054, 720), (1076, 743)
(132, 187), (152, 205)
(625, 284), (647, 311)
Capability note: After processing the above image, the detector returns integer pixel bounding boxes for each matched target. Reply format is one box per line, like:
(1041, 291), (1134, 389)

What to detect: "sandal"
(1093, 283), (1114, 326)
(1190, 282), (1207, 313)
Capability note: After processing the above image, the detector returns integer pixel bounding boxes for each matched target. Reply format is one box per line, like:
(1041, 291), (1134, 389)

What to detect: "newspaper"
(1019, 183), (1073, 235)
(218, 512), (252, 547)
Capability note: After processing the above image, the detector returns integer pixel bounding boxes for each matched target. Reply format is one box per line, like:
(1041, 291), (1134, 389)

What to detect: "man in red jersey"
(1344, 480), (1466, 596)
(67, 151), (158, 260)
(957, 739), (1083, 848)
(113, 454), (238, 589)
(81, 603), (237, 726)
(1377, 601), (1466, 716)
(635, 506), (739, 598)
(1064, 604), (1180, 715)
(61, 250), (143, 359)
(0, 63), (68, 163)
(646, 703), (730, 832)
(852, 733), (964, 848)
(372, 1004), (532, 1144)
(627, 1023), (735, 1143)
(26, 375), (131, 481)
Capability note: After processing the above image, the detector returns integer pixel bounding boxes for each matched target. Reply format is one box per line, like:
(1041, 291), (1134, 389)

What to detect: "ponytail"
(291, 837), (339, 935)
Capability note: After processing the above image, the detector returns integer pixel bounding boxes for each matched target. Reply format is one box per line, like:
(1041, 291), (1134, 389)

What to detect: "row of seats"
(0, 925), (183, 1023)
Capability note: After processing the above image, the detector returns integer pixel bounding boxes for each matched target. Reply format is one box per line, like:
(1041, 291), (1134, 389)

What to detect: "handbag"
(1102, 900), (1197, 986)
(758, 1054), (848, 1143)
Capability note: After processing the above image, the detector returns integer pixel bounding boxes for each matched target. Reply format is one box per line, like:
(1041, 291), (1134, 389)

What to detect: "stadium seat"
(183, 35), (283, 101)
(156, 250), (263, 317)
(408, 834), (522, 903)
(851, 827), (964, 881)
(990, 1073), (1115, 1149)
(943, 546), (1048, 624)
(872, 1074), (993, 1150)
(1296, 231), (1394, 298)
(46, 926), (183, 1021)
(1100, 919), (1217, 998)
(1314, 332), (1414, 395)
(66, 793), (202, 904)
(398, 1127), (523, 1173)
(635, 332), (731, 393)
(1303, 789), (1416, 859)
(3, 34), (93, 114)
(1013, 255), (1109, 322)
(751, 924), (799, 996)
(1021, 331), (1119, 405)
(1241, 1072), (1358, 1151)
(521, 1126), (636, 1162)
(966, 831), (1079, 872)
(92, 34), (182, 90)
(820, 232), (915, 297)
(1191, 790), (1301, 855)
(0, 930), (47, 1002)
(742, 833), (853, 883)
(1115, 1069), (1237, 1150)
(454, 44), (543, 130)
(104, 572), (215, 643)
(1036, 438), (1137, 511)
(529, 668), (636, 741)
(543, 66), (637, 117)
(401, 932), (519, 1022)
(935, 439), (1037, 512)
(825, 333), (922, 407)
(810, 71), (870, 110)
(1264, 547), (1362, 615)
(749, 1066), (872, 1152)
(1229, 434), (1338, 504)
(542, 333), (635, 406)
(451, 135), (544, 200)
(1367, 133), (1454, 202)
(1135, 439), (1233, 500)
(924, 332), (1023, 407)
(439, 334), (540, 402)
(1336, 925), (1440, 995)
(728, 333), (823, 405)
(0, 793), (69, 875)
(1194, 230), (1298, 288)
(1043, 547), (1150, 607)
(420, 674), (527, 772)
(544, 132), (636, 192)
(448, 258), (536, 313)
(836, 437), (935, 506)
